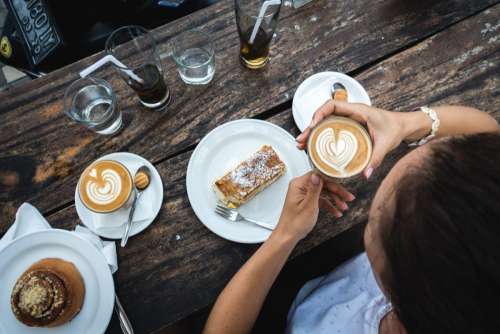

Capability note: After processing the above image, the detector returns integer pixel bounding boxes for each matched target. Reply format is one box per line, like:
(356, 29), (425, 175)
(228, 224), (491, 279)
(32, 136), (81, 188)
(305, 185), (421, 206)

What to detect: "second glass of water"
(64, 77), (121, 135)
(172, 30), (215, 85)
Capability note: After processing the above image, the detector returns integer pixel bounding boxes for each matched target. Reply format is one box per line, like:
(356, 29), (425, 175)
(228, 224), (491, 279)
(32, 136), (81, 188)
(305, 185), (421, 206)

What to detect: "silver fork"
(215, 204), (275, 231)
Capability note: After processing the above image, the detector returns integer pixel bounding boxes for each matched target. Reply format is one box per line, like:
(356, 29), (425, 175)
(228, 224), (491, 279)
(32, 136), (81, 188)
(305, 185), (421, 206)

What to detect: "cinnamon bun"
(10, 258), (85, 327)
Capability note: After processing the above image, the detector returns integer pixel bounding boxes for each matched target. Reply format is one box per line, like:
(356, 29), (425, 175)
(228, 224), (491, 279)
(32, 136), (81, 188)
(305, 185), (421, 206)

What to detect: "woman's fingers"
(319, 197), (343, 218)
(325, 191), (349, 211)
(364, 137), (391, 179)
(296, 101), (372, 147)
(311, 101), (369, 128)
(324, 181), (355, 202)
(296, 126), (311, 149)
(297, 101), (397, 180)
(321, 190), (349, 211)
(320, 179), (357, 218)
(310, 100), (334, 128)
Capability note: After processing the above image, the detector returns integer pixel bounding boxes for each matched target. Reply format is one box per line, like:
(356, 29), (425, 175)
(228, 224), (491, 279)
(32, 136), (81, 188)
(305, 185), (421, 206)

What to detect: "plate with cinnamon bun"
(0, 229), (114, 333)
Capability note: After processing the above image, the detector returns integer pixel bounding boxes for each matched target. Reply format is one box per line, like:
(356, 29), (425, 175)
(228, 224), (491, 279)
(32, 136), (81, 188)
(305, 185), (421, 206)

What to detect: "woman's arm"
(401, 105), (499, 142)
(296, 102), (499, 178)
(204, 172), (332, 334)
(203, 231), (298, 334)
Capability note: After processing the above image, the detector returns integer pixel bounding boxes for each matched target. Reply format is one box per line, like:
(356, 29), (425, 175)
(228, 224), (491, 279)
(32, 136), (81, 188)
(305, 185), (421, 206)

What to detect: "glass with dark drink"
(235, 0), (281, 69)
(106, 26), (170, 109)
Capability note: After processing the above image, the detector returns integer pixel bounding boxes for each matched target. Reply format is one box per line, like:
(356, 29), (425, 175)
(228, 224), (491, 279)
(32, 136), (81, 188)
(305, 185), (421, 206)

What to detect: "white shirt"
(286, 253), (392, 334)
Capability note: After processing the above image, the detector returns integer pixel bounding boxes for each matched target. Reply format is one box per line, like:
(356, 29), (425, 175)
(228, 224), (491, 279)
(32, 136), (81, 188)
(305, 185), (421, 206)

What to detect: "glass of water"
(64, 77), (122, 135)
(172, 30), (215, 85)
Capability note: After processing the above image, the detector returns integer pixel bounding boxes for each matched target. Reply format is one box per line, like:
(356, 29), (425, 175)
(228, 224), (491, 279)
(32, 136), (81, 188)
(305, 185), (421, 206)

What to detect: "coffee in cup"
(78, 160), (133, 213)
(307, 116), (372, 179)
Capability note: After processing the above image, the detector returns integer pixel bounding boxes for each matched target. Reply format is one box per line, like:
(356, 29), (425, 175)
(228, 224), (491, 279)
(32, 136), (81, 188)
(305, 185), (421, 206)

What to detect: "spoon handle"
(121, 191), (139, 247)
(115, 295), (135, 334)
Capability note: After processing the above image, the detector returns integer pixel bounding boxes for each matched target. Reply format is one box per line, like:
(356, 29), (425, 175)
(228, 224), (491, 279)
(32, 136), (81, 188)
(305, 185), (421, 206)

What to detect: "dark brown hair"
(380, 132), (500, 334)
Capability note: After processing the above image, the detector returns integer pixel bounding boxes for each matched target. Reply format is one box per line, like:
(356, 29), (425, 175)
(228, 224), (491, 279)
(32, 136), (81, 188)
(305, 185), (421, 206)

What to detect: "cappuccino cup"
(78, 159), (134, 213)
(307, 116), (372, 179)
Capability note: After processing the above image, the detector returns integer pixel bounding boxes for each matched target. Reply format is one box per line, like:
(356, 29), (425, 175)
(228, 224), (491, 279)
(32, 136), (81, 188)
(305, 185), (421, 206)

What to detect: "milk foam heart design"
(316, 128), (358, 172)
(85, 169), (123, 205)
(329, 136), (346, 156)
(79, 159), (134, 213)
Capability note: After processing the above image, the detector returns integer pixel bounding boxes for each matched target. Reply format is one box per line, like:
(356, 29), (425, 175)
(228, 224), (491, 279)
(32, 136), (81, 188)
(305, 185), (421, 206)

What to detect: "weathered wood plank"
(1, 0), (497, 224)
(46, 7), (500, 331)
(356, 9), (500, 113)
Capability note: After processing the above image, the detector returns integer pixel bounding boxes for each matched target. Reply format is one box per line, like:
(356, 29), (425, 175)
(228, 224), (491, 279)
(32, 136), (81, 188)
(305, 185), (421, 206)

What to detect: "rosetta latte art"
(315, 128), (358, 172)
(85, 168), (123, 205)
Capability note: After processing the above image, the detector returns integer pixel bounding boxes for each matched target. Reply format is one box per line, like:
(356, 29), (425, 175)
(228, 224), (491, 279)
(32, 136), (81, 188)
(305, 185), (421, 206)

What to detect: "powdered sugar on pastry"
(214, 145), (286, 207)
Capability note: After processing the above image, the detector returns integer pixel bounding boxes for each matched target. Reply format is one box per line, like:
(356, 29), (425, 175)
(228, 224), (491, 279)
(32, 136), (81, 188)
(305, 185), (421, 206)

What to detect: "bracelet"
(408, 106), (440, 147)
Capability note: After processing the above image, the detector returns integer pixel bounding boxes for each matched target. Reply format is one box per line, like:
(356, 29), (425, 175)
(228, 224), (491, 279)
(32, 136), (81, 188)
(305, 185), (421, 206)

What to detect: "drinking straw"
(79, 55), (144, 83)
(249, 0), (281, 44)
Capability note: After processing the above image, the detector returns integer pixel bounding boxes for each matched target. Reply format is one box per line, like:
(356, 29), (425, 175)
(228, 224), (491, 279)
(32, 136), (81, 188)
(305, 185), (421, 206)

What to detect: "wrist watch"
(408, 106), (441, 147)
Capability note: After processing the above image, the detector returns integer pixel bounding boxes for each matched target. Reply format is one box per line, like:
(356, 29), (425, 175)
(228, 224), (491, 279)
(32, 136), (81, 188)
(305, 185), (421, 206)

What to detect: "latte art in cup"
(316, 128), (358, 173)
(78, 160), (133, 213)
(307, 116), (372, 178)
(86, 168), (123, 205)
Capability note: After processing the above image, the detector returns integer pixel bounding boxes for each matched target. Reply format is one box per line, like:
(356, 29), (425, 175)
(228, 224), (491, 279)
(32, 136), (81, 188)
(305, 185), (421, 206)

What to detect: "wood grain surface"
(0, 0), (497, 225)
(33, 5), (500, 332)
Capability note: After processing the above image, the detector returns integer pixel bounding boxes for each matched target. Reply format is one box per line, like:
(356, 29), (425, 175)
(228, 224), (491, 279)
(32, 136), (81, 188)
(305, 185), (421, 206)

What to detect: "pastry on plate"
(214, 145), (286, 208)
(11, 258), (85, 328)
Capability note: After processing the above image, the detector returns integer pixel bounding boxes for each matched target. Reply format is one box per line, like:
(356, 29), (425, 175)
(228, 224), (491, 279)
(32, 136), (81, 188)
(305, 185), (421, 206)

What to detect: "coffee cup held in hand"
(78, 160), (134, 213)
(307, 116), (372, 179)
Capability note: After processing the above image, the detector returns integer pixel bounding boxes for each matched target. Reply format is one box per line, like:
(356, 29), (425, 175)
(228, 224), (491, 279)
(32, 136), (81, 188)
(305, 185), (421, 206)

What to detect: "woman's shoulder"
(287, 252), (392, 334)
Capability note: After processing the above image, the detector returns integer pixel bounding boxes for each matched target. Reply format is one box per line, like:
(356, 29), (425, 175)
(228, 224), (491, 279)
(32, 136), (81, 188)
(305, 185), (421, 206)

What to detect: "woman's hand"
(206, 172), (350, 334)
(274, 172), (323, 243)
(204, 173), (355, 334)
(296, 101), (407, 179)
(320, 179), (356, 219)
(274, 171), (355, 243)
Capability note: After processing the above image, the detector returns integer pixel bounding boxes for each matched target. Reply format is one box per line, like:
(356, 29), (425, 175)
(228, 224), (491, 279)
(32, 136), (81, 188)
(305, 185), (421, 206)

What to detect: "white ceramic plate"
(292, 71), (371, 132)
(186, 119), (311, 243)
(0, 230), (114, 334)
(75, 152), (163, 239)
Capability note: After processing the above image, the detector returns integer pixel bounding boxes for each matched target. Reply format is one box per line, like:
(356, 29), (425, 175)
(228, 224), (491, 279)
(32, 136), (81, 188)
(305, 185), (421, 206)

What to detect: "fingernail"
(365, 167), (373, 179)
(341, 203), (349, 210)
(348, 194), (356, 201)
(336, 212), (343, 218)
(311, 173), (321, 185)
(296, 133), (304, 141)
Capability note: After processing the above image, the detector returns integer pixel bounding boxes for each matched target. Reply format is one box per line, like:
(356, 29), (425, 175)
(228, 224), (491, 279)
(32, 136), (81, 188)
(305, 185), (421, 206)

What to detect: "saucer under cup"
(292, 71), (371, 132)
(75, 152), (163, 239)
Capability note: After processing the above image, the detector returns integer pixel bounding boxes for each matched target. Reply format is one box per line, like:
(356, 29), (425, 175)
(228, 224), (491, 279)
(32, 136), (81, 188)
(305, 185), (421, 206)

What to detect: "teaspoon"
(121, 165), (151, 247)
(331, 82), (348, 101)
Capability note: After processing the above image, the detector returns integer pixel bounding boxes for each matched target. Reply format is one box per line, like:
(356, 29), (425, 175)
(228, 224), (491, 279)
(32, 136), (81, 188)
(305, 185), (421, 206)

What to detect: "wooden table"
(1, 0), (499, 332)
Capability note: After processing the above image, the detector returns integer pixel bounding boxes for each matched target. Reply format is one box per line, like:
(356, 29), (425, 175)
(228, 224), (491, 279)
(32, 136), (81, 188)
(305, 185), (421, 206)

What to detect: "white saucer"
(0, 230), (114, 334)
(292, 71), (371, 132)
(186, 119), (311, 244)
(75, 152), (163, 240)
